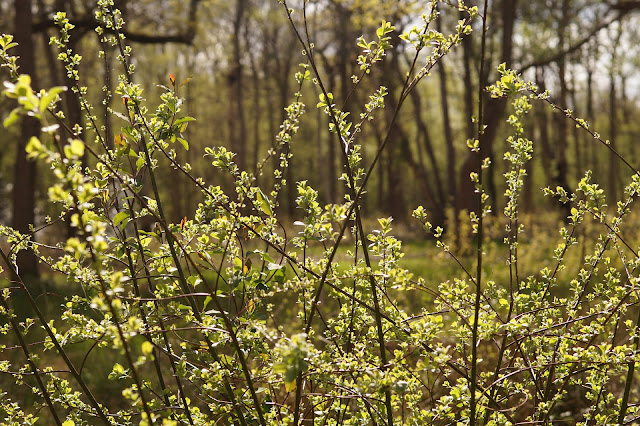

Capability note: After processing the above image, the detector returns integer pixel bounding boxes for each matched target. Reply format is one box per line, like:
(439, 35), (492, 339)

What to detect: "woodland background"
(3, 0), (640, 276)
(5, 1), (640, 424)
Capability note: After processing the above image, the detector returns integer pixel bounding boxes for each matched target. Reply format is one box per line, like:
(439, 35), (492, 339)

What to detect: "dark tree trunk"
(247, 25), (262, 172)
(332, 0), (353, 205)
(436, 14), (459, 236)
(229, 0), (248, 172)
(608, 68), (619, 201)
(571, 77), (583, 184)
(12, 0), (40, 278)
(554, 0), (571, 220)
(608, 24), (623, 201)
(461, 5), (476, 142)
(381, 37), (440, 223)
(276, 39), (295, 216)
(457, 0), (517, 214)
(535, 69), (554, 193)
(405, 87), (444, 225)
(586, 68), (598, 176)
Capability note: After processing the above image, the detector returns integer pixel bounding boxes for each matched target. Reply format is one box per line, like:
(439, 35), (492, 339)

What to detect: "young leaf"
(255, 188), (273, 216)
(180, 75), (193, 87)
(39, 86), (67, 112)
(113, 212), (129, 227)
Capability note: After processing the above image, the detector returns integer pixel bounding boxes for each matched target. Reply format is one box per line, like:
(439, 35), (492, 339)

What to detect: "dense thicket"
(3, 1), (640, 425)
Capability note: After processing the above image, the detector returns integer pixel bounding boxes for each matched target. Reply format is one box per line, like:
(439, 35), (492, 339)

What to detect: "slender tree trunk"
(436, 15), (459, 237)
(12, 0), (40, 279)
(183, 53), (195, 215)
(314, 48), (339, 204)
(229, 0), (248, 172)
(620, 74), (635, 162)
(247, 30), (262, 171)
(102, 43), (114, 150)
(405, 87), (445, 225)
(461, 5), (475, 141)
(571, 77), (583, 184)
(458, 0), (517, 214)
(382, 40), (437, 222)
(585, 67), (597, 176)
(608, 23), (623, 201)
(40, 29), (62, 88)
(608, 67), (619, 201)
(554, 0), (571, 220)
(334, 1), (353, 205)
(535, 68), (554, 191)
(277, 40), (295, 216)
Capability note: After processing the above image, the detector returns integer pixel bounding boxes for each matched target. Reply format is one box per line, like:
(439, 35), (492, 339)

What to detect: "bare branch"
(519, 9), (628, 72)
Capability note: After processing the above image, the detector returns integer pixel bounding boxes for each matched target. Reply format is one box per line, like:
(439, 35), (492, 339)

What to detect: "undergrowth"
(2, 1), (640, 425)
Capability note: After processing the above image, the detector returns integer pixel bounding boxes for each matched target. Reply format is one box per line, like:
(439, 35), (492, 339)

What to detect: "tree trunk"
(585, 67), (598, 176)
(436, 14), (459, 236)
(608, 23), (623, 201)
(457, 0), (517, 214)
(12, 0), (40, 279)
(229, 0), (248, 172)
(608, 69), (618, 201)
(570, 72), (583, 184)
(554, 0), (571, 220)
(460, 5), (475, 142)
(535, 69), (554, 191)
(383, 38), (441, 223)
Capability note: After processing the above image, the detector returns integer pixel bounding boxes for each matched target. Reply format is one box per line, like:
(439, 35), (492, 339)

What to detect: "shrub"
(2, 1), (640, 425)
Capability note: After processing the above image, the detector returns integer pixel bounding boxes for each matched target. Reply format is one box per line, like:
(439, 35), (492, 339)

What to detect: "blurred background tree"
(2, 0), (640, 276)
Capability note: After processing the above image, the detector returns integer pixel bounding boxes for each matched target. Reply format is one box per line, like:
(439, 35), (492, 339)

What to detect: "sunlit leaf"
(113, 212), (129, 226)
(256, 188), (272, 216)
(180, 75), (193, 87)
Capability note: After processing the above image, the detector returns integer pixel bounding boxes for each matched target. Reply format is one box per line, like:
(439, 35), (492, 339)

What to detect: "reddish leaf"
(115, 133), (126, 146)
(180, 75), (193, 88)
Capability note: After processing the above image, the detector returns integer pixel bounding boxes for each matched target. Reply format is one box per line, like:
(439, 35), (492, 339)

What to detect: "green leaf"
(108, 363), (128, 380)
(25, 136), (42, 159)
(113, 212), (129, 226)
(177, 137), (189, 151)
(174, 116), (196, 126)
(63, 139), (84, 159)
(141, 341), (153, 356)
(272, 267), (286, 284)
(203, 296), (212, 310)
(39, 86), (67, 112)
(69, 139), (84, 158)
(187, 275), (203, 288)
(256, 188), (273, 216)
(284, 376), (297, 392)
(3, 108), (20, 128)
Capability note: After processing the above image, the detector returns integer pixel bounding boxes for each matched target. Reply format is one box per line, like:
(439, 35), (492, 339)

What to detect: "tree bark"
(436, 14), (459, 236)
(585, 66), (598, 176)
(608, 22), (623, 201)
(457, 0), (517, 214)
(460, 4), (476, 142)
(554, 0), (572, 221)
(12, 0), (40, 278)
(229, 0), (248, 172)
(570, 69), (583, 185)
